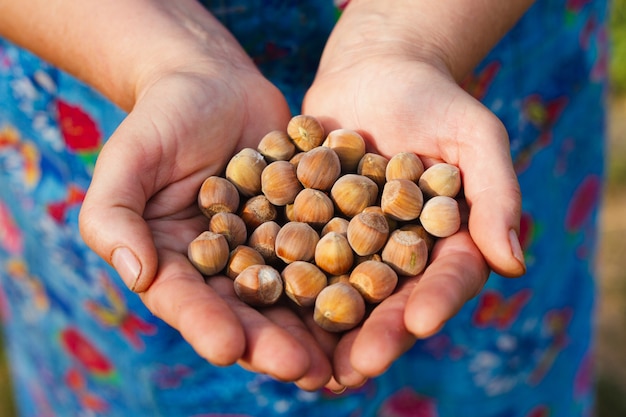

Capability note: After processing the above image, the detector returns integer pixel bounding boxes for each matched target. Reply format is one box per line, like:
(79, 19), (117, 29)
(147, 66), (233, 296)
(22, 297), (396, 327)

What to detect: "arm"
(1, 0), (336, 389)
(304, 0), (533, 386)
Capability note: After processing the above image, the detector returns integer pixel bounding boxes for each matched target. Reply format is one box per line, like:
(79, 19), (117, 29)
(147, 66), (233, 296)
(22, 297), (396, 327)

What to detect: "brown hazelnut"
(314, 231), (355, 276)
(418, 163), (462, 198)
(381, 179), (423, 221)
(292, 188), (335, 228)
(287, 114), (325, 152)
(323, 129), (366, 173)
(381, 229), (429, 276)
(225, 148), (267, 197)
(357, 153), (389, 189)
(281, 261), (328, 307)
(187, 231), (230, 276)
(296, 146), (341, 190)
(247, 221), (281, 264)
(257, 130), (296, 162)
(314, 282), (366, 332)
(330, 174), (379, 218)
(385, 152), (424, 182)
(208, 211), (248, 250)
(275, 221), (319, 264)
(233, 264), (283, 306)
(261, 160), (303, 206)
(419, 195), (461, 238)
(320, 217), (350, 237)
(225, 245), (266, 279)
(239, 195), (278, 230)
(349, 260), (398, 303)
(197, 176), (240, 219)
(346, 210), (390, 256)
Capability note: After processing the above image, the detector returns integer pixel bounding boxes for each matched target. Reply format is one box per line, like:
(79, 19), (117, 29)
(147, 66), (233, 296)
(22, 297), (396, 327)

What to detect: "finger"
(403, 229), (490, 338)
(332, 328), (369, 387)
(139, 250), (246, 366)
(458, 112), (526, 278)
(207, 278), (313, 383)
(345, 280), (417, 379)
(79, 121), (160, 292)
(263, 307), (334, 390)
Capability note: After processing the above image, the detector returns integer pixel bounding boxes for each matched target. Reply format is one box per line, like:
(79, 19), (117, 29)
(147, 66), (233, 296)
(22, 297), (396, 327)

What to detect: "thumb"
(461, 117), (526, 278)
(79, 127), (158, 293)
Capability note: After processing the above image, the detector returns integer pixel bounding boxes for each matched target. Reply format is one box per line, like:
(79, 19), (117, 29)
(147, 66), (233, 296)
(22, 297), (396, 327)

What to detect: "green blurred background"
(1, 1), (626, 416)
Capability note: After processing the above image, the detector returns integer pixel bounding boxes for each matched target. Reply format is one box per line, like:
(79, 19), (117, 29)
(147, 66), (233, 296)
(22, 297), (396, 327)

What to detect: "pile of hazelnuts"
(187, 115), (462, 332)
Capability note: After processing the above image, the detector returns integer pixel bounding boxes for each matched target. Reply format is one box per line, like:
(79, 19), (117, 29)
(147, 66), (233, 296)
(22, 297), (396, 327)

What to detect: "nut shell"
(275, 221), (320, 264)
(418, 163), (462, 198)
(347, 210), (390, 256)
(324, 129), (366, 173)
(239, 195), (278, 230)
(257, 130), (296, 162)
(330, 174), (379, 218)
(419, 196), (461, 238)
(261, 160), (303, 206)
(296, 146), (341, 190)
(209, 212), (248, 250)
(282, 261), (327, 307)
(234, 264), (283, 306)
(198, 176), (240, 218)
(381, 179), (423, 221)
(349, 260), (398, 303)
(225, 148), (267, 197)
(187, 231), (230, 276)
(314, 231), (355, 275)
(247, 221), (281, 264)
(314, 282), (366, 332)
(287, 114), (325, 152)
(292, 188), (335, 228)
(381, 229), (429, 276)
(225, 245), (265, 279)
(357, 153), (389, 188)
(385, 152), (424, 182)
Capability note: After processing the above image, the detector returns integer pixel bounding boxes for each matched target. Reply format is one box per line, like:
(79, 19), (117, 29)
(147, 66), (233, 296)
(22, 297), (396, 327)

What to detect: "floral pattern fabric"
(0, 0), (608, 416)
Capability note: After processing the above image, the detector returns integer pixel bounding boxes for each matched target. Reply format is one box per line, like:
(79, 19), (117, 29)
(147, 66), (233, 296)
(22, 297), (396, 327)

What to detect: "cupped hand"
(78, 53), (337, 390)
(302, 50), (525, 386)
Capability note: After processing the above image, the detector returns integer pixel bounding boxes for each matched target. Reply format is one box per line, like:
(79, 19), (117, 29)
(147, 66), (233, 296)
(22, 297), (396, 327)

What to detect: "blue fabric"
(0, 1), (608, 416)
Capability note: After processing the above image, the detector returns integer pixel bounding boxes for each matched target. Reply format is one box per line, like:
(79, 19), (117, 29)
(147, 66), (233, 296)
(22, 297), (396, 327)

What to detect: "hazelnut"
(357, 153), (389, 188)
(225, 148), (267, 197)
(327, 274), (351, 285)
(320, 217), (350, 237)
(225, 245), (266, 279)
(275, 221), (319, 264)
(314, 231), (355, 276)
(187, 231), (230, 276)
(209, 211), (248, 250)
(381, 229), (429, 276)
(296, 146), (341, 190)
(362, 205), (398, 232)
(197, 176), (240, 219)
(330, 174), (379, 218)
(239, 195), (278, 230)
(233, 264), (283, 306)
(418, 163), (462, 198)
(381, 179), (423, 221)
(323, 129), (366, 173)
(292, 188), (335, 228)
(400, 223), (435, 252)
(257, 130), (296, 162)
(288, 151), (304, 169)
(287, 114), (325, 151)
(281, 261), (328, 307)
(346, 210), (389, 256)
(385, 152), (424, 182)
(349, 260), (398, 303)
(419, 196), (461, 238)
(247, 221), (281, 264)
(261, 160), (303, 206)
(314, 282), (366, 332)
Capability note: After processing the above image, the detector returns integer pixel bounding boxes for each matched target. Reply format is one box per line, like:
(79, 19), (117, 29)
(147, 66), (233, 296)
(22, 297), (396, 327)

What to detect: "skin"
(0, 0), (533, 393)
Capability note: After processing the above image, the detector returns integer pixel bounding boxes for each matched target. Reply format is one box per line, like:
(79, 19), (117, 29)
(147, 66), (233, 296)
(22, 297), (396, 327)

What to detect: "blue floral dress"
(0, 1), (608, 416)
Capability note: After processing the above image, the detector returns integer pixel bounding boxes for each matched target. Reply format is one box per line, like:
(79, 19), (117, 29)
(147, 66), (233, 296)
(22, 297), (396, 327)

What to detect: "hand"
(78, 36), (337, 390)
(302, 39), (525, 386)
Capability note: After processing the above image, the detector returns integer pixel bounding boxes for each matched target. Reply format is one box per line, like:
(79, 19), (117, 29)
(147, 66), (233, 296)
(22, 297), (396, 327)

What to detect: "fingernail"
(111, 247), (141, 291)
(330, 386), (347, 395)
(509, 229), (526, 272)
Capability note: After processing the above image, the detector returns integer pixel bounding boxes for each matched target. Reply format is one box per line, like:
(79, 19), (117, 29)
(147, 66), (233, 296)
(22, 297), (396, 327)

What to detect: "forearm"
(327, 0), (535, 81)
(0, 0), (249, 110)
